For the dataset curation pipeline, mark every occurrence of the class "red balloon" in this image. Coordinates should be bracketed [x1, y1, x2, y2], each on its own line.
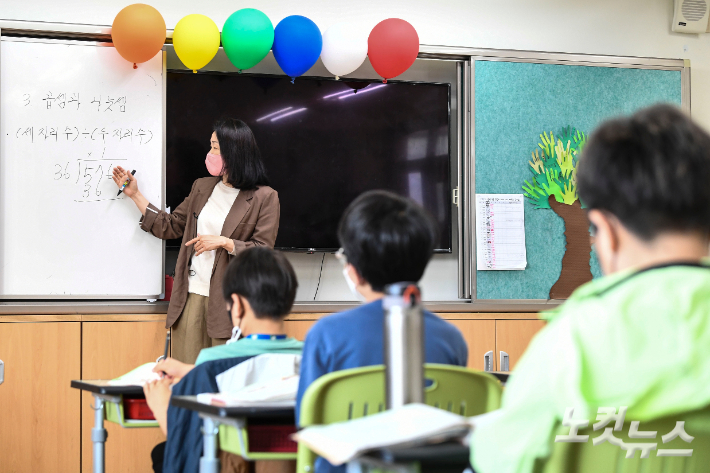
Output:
[368, 19, 419, 82]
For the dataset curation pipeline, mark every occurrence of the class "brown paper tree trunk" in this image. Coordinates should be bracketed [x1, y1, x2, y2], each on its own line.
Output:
[548, 196, 593, 299]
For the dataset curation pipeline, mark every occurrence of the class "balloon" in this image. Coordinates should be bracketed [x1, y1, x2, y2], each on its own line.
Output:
[367, 19, 419, 82]
[173, 14, 220, 73]
[272, 16, 322, 81]
[111, 4, 166, 68]
[222, 9, 274, 71]
[321, 22, 368, 79]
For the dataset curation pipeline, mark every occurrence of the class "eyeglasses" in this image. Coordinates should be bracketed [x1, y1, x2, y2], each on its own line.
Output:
[335, 248, 348, 267]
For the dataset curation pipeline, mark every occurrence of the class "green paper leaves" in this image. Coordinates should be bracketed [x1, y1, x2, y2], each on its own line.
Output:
[522, 127, 587, 209]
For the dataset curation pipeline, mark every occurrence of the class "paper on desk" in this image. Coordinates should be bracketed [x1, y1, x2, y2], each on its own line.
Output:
[197, 374, 299, 407]
[108, 362, 162, 386]
[476, 194, 527, 270]
[292, 403, 471, 466]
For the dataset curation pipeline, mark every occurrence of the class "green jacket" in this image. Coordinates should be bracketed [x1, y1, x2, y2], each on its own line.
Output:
[471, 263, 710, 473]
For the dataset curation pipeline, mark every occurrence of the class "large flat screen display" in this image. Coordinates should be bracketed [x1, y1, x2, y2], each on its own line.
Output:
[166, 71, 452, 251]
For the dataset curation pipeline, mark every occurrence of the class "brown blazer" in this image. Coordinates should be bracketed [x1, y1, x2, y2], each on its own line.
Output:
[140, 177, 280, 338]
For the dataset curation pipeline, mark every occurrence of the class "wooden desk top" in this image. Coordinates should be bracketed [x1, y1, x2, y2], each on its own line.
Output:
[70, 380, 144, 395]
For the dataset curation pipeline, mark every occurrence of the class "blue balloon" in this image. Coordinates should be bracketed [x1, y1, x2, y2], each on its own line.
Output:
[273, 15, 322, 80]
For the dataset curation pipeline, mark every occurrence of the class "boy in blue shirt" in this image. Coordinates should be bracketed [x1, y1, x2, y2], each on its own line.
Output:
[296, 191, 468, 473]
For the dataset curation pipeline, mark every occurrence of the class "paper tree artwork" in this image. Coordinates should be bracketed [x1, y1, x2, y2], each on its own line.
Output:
[522, 127, 593, 299]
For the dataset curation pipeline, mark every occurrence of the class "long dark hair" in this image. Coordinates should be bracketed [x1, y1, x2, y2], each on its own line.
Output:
[214, 118, 269, 190]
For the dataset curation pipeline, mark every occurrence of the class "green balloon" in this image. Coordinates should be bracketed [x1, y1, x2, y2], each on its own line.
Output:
[222, 9, 274, 71]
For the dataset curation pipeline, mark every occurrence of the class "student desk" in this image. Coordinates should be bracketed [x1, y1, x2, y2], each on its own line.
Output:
[171, 395, 296, 473]
[70, 380, 158, 473]
[350, 441, 470, 473]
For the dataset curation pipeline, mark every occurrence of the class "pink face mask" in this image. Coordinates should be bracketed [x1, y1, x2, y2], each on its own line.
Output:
[205, 152, 224, 176]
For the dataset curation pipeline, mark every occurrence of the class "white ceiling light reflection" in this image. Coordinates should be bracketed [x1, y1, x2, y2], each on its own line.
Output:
[271, 107, 307, 122]
[257, 107, 293, 122]
[408, 172, 423, 206]
[338, 84, 387, 100]
[407, 131, 428, 161]
[435, 131, 448, 156]
[322, 90, 354, 99]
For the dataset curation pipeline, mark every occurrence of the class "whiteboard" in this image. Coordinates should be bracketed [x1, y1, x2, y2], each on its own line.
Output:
[0, 38, 164, 298]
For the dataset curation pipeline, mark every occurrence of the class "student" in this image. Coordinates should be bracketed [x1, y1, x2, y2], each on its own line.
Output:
[296, 190, 468, 472]
[471, 104, 710, 473]
[143, 247, 302, 471]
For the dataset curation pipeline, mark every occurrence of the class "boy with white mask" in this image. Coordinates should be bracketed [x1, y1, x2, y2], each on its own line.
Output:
[143, 247, 303, 436]
[296, 190, 468, 473]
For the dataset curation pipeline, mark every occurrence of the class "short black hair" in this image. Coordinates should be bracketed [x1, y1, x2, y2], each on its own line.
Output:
[337, 190, 438, 292]
[222, 247, 298, 320]
[213, 118, 270, 190]
[577, 104, 710, 240]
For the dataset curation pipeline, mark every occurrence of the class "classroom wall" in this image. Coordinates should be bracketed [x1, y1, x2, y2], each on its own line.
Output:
[4, 0, 708, 301]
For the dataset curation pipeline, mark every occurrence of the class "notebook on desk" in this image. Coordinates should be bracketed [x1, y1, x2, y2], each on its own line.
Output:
[197, 374, 299, 407]
[293, 403, 476, 466]
[107, 362, 162, 386]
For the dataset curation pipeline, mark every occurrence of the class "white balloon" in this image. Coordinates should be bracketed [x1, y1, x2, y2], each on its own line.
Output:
[321, 22, 369, 79]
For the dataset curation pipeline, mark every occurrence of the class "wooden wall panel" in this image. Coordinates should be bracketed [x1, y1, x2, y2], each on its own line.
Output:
[495, 319, 547, 371]
[0, 322, 81, 472]
[81, 321, 167, 473]
[446, 319, 496, 370]
[284, 320, 317, 341]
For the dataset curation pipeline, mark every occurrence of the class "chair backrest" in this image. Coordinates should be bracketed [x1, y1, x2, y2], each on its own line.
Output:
[296, 364, 502, 473]
[535, 404, 710, 473]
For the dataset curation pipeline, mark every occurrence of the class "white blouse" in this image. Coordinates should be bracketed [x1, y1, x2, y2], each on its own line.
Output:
[188, 181, 240, 296]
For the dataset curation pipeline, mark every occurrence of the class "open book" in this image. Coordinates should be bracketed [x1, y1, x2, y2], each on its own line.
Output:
[196, 374, 299, 407]
[107, 362, 162, 386]
[293, 403, 474, 465]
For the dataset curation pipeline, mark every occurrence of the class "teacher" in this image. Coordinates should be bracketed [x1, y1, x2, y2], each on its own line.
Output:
[112, 118, 279, 364]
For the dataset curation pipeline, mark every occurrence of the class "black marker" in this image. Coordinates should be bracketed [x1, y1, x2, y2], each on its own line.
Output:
[156, 330, 171, 377]
[162, 330, 170, 361]
[117, 170, 136, 196]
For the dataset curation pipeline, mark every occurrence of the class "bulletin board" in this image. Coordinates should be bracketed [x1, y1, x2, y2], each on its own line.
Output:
[473, 59, 685, 300]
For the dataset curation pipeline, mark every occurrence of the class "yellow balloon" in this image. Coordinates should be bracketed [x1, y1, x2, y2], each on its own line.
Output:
[173, 14, 220, 72]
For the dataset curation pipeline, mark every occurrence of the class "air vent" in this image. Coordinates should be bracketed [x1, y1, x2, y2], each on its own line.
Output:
[682, 0, 707, 22]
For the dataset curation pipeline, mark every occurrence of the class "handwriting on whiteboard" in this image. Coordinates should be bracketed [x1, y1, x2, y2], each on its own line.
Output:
[21, 92, 127, 112]
[9, 89, 154, 204]
[49, 148, 129, 203]
[14, 126, 153, 144]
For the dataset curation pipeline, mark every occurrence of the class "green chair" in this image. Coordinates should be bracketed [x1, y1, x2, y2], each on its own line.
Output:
[535, 404, 710, 473]
[297, 363, 503, 473]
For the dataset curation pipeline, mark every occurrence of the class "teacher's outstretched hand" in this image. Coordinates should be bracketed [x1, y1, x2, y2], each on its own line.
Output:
[112, 165, 149, 214]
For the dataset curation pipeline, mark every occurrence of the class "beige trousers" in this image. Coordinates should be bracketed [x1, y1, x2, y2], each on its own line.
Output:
[171, 292, 228, 364]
